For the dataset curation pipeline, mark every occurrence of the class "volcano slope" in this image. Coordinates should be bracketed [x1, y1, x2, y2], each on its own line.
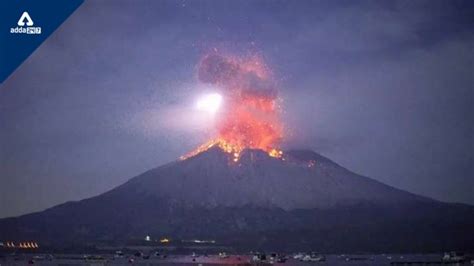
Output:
[1, 147, 473, 252]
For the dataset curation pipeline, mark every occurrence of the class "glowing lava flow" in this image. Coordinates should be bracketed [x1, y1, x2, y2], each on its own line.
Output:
[180, 138, 283, 162]
[181, 53, 284, 162]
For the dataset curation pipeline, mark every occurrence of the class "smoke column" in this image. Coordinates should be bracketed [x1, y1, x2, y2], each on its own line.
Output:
[197, 54, 283, 155]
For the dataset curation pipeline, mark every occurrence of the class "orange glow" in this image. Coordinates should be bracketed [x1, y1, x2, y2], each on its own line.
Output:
[180, 138, 283, 162]
[182, 53, 284, 161]
[268, 148, 283, 158]
[181, 54, 283, 162]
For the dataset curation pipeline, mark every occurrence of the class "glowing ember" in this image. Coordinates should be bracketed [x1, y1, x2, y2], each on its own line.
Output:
[268, 148, 283, 158]
[182, 53, 284, 162]
[180, 138, 241, 160]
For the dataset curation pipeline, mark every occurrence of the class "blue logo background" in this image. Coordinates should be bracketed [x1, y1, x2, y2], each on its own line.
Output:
[0, 0, 84, 83]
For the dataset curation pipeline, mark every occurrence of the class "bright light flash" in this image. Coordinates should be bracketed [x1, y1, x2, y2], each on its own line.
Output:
[196, 93, 222, 113]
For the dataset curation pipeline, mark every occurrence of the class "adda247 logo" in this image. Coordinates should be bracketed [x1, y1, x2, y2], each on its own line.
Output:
[10, 11, 42, 35]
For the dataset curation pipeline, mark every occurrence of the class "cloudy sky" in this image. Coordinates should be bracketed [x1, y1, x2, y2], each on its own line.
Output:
[0, 0, 473, 218]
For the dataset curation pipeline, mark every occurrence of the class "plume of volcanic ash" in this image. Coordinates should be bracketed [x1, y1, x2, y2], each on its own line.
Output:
[183, 54, 283, 161]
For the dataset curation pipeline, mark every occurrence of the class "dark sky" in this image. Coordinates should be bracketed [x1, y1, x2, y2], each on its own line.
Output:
[1, 0, 473, 218]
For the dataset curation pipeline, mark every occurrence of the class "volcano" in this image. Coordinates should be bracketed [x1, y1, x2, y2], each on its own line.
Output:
[1, 147, 473, 252]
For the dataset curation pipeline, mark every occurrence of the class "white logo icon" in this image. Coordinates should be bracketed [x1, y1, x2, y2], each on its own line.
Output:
[10, 11, 41, 35]
[17, 12, 34, 26]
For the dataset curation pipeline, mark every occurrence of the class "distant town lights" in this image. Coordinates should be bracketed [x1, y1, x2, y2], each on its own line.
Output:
[160, 238, 170, 243]
[3, 241, 39, 249]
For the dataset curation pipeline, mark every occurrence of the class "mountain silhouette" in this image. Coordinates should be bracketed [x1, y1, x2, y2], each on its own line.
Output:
[1, 147, 473, 252]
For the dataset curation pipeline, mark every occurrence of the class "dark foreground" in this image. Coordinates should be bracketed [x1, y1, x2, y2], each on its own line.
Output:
[1, 253, 473, 265]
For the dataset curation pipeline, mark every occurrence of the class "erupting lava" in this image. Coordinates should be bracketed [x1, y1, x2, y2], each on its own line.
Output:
[182, 53, 283, 162]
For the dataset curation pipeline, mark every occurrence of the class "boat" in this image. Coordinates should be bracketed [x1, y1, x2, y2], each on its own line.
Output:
[218, 252, 229, 259]
[443, 251, 465, 262]
[302, 254, 326, 262]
